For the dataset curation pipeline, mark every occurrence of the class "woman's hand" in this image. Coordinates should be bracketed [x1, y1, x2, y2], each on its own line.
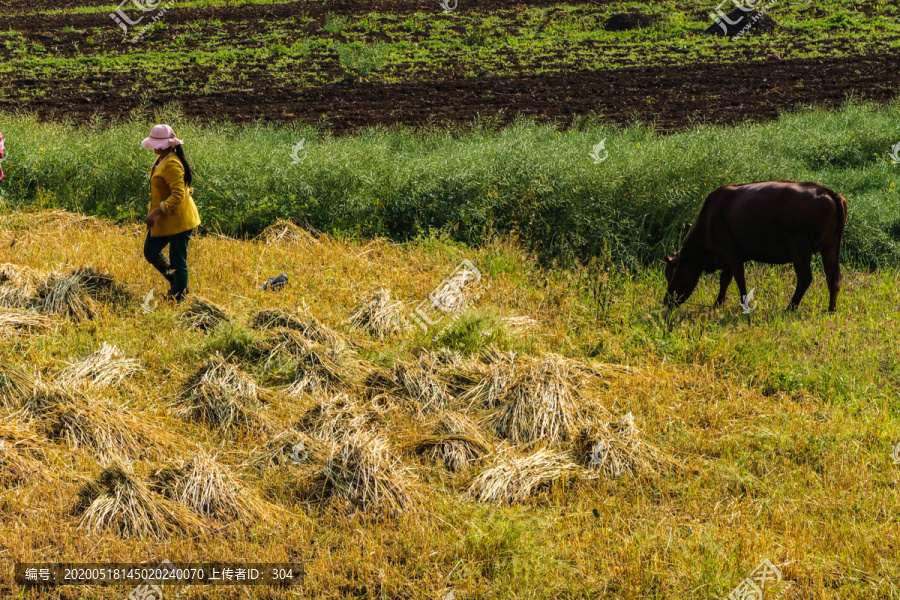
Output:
[146, 208, 163, 229]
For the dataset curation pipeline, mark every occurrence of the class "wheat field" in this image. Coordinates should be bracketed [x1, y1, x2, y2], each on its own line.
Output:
[0, 210, 899, 599]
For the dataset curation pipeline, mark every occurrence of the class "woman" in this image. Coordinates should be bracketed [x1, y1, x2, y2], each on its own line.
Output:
[0, 130, 5, 181]
[141, 124, 201, 302]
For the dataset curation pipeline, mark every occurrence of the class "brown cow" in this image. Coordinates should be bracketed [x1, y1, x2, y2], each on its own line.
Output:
[664, 181, 847, 312]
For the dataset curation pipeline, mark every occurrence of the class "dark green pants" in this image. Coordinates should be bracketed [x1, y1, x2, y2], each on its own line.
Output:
[144, 229, 192, 300]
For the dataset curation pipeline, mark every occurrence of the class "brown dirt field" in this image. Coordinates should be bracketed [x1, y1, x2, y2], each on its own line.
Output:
[0, 0, 608, 24]
[8, 54, 899, 134]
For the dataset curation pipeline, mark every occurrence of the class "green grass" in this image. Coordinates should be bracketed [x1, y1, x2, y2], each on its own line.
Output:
[2, 102, 900, 267]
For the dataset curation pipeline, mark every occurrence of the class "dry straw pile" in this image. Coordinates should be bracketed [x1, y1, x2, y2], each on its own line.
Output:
[0, 309, 51, 338]
[257, 219, 317, 246]
[365, 362, 451, 415]
[311, 431, 420, 517]
[59, 342, 143, 390]
[288, 342, 358, 397]
[412, 411, 492, 473]
[249, 429, 325, 470]
[179, 296, 230, 331]
[75, 461, 207, 538]
[251, 308, 345, 347]
[468, 448, 578, 505]
[296, 393, 379, 441]
[151, 452, 276, 523]
[0, 263, 43, 308]
[574, 412, 674, 479]
[173, 356, 269, 432]
[487, 354, 583, 444]
[43, 395, 150, 460]
[0, 263, 130, 319]
[348, 289, 410, 339]
[0, 419, 50, 486]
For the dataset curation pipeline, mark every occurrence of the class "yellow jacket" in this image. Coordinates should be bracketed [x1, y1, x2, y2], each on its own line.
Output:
[148, 152, 201, 237]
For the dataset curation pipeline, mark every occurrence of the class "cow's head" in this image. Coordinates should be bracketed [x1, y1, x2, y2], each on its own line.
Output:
[663, 251, 701, 309]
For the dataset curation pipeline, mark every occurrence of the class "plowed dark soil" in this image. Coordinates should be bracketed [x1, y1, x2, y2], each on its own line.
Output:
[9, 54, 899, 134]
[1, 0, 606, 25]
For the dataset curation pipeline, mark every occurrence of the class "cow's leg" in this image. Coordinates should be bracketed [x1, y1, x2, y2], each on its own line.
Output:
[715, 269, 733, 307]
[729, 261, 748, 305]
[822, 247, 841, 312]
[789, 254, 814, 310]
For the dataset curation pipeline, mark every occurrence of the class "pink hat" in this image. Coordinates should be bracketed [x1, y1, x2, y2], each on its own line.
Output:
[141, 124, 183, 150]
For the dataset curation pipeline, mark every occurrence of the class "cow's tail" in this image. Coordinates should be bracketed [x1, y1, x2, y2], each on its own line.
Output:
[827, 189, 847, 255]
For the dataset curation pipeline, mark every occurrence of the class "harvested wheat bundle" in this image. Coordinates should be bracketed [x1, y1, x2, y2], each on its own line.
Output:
[296, 393, 378, 441]
[43, 395, 148, 460]
[150, 452, 276, 523]
[249, 429, 326, 470]
[0, 263, 44, 309]
[0, 309, 51, 336]
[75, 461, 207, 538]
[0, 263, 33, 284]
[173, 357, 268, 431]
[574, 412, 673, 478]
[348, 289, 410, 339]
[468, 447, 578, 505]
[364, 363, 450, 415]
[0, 419, 50, 486]
[36, 267, 131, 319]
[411, 411, 492, 473]
[258, 327, 314, 364]
[311, 431, 419, 517]
[416, 349, 468, 373]
[59, 342, 143, 390]
[250, 309, 346, 347]
[487, 354, 584, 444]
[250, 309, 307, 331]
[457, 360, 517, 410]
[288, 342, 357, 397]
[479, 346, 518, 365]
[258, 220, 317, 246]
[180, 296, 230, 332]
[0, 366, 75, 416]
[415, 349, 485, 397]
